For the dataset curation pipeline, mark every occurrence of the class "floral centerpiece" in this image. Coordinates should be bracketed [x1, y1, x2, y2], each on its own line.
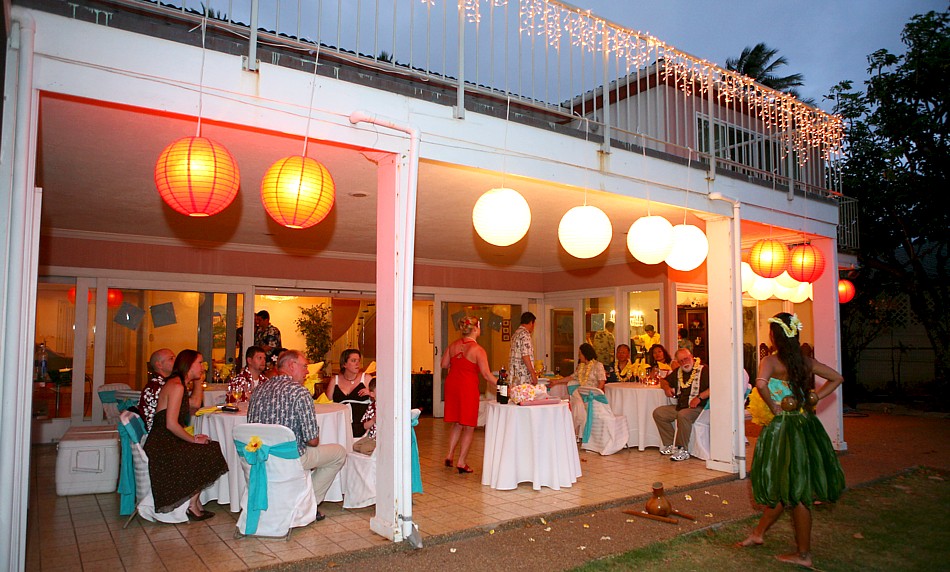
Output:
[510, 383, 549, 404]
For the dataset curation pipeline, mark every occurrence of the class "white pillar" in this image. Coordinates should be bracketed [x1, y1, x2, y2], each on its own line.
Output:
[811, 237, 846, 450]
[705, 217, 744, 474]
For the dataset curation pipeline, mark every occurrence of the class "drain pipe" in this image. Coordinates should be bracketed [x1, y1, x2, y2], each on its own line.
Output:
[708, 192, 747, 479]
[348, 111, 420, 544]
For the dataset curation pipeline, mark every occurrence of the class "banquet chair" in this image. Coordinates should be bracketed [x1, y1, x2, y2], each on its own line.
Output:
[688, 407, 711, 460]
[232, 423, 318, 539]
[569, 386, 628, 456]
[341, 443, 377, 509]
[117, 411, 190, 527]
[99, 383, 134, 425]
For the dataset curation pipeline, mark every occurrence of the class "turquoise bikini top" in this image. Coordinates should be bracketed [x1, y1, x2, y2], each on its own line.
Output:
[767, 377, 792, 402]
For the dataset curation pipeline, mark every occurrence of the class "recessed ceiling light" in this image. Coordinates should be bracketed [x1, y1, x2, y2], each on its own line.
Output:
[349, 192, 368, 198]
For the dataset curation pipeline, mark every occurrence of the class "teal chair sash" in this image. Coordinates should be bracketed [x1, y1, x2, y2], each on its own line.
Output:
[581, 391, 609, 444]
[567, 383, 580, 396]
[410, 416, 423, 494]
[116, 414, 146, 516]
[98, 390, 117, 403]
[234, 439, 300, 535]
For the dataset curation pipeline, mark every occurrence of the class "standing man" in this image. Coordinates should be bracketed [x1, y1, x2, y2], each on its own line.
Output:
[254, 310, 282, 360]
[652, 348, 709, 461]
[508, 312, 538, 386]
[137, 348, 174, 431]
[229, 345, 268, 398]
[638, 324, 660, 353]
[248, 350, 346, 520]
[593, 321, 616, 368]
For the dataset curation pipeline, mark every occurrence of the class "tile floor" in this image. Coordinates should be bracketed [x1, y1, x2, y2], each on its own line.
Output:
[26, 417, 725, 571]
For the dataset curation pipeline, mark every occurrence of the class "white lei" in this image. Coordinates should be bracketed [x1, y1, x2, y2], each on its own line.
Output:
[576, 361, 596, 387]
[676, 358, 704, 401]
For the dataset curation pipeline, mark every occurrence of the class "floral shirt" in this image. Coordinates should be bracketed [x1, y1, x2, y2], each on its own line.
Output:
[247, 375, 318, 455]
[361, 402, 377, 440]
[137, 373, 166, 432]
[228, 367, 266, 399]
[254, 324, 282, 357]
[508, 325, 535, 385]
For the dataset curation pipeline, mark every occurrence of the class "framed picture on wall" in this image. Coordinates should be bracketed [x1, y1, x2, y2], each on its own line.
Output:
[591, 313, 606, 332]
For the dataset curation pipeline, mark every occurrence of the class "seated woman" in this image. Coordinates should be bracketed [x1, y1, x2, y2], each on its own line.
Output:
[647, 344, 676, 381]
[143, 349, 227, 521]
[550, 343, 607, 392]
[324, 348, 373, 437]
[614, 344, 637, 382]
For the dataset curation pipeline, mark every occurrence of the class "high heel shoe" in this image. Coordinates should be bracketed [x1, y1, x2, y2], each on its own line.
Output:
[444, 458, 453, 468]
[457, 465, 474, 474]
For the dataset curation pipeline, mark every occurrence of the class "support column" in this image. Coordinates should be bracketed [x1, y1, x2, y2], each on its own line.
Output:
[705, 217, 744, 474]
[811, 237, 846, 450]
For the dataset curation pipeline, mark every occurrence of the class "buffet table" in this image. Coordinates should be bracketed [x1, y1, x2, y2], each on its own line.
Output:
[481, 401, 581, 491]
[604, 383, 673, 450]
[196, 402, 352, 511]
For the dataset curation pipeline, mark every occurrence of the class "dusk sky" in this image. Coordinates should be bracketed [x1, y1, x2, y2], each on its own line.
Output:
[570, 0, 945, 111]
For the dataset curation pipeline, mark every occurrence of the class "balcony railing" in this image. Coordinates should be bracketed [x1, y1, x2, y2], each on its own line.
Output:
[837, 195, 860, 252]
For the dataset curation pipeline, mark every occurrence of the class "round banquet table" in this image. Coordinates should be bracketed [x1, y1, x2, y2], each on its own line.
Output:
[481, 401, 581, 491]
[604, 383, 674, 450]
[202, 384, 230, 407]
[196, 402, 353, 511]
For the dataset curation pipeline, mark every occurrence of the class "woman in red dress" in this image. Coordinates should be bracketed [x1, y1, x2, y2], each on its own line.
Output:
[442, 316, 498, 474]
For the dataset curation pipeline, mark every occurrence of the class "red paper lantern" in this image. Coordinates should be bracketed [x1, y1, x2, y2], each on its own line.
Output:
[66, 287, 94, 305]
[154, 136, 240, 217]
[107, 289, 124, 308]
[260, 155, 335, 229]
[788, 244, 826, 283]
[749, 239, 789, 278]
[838, 279, 856, 304]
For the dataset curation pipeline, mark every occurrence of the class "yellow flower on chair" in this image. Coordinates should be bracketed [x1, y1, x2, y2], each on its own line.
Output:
[245, 436, 263, 453]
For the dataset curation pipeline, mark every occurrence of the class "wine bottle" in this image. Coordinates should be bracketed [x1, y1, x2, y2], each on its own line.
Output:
[497, 367, 509, 404]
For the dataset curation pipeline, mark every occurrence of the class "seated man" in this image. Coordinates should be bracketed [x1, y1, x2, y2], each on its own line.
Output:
[229, 345, 268, 398]
[248, 350, 346, 520]
[652, 348, 709, 462]
[137, 348, 174, 432]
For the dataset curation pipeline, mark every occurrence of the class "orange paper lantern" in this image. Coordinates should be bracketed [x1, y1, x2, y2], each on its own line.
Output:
[260, 156, 335, 229]
[749, 239, 789, 278]
[838, 279, 856, 304]
[66, 287, 94, 305]
[107, 289, 124, 308]
[787, 244, 826, 283]
[154, 136, 240, 217]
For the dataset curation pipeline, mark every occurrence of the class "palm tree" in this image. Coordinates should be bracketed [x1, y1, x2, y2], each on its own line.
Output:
[726, 43, 806, 96]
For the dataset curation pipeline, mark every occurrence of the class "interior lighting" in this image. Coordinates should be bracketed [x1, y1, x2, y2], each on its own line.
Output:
[558, 205, 612, 259]
[627, 216, 673, 264]
[472, 188, 531, 246]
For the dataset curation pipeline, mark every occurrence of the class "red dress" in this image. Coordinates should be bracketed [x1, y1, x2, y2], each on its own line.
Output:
[444, 340, 480, 426]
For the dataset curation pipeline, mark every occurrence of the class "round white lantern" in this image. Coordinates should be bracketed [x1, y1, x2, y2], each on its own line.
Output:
[664, 224, 708, 271]
[748, 276, 775, 301]
[558, 205, 612, 259]
[788, 282, 811, 304]
[775, 271, 801, 289]
[741, 261, 756, 292]
[627, 216, 674, 264]
[472, 188, 531, 246]
[772, 281, 797, 301]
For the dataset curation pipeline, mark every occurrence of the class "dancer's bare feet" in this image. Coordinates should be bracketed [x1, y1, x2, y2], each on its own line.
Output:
[775, 552, 813, 568]
[736, 534, 763, 548]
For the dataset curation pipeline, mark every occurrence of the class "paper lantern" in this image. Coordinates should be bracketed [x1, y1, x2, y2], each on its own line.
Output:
[261, 155, 336, 229]
[106, 289, 124, 308]
[154, 136, 240, 217]
[772, 281, 797, 301]
[66, 287, 93, 305]
[558, 205, 612, 258]
[749, 239, 789, 278]
[627, 216, 674, 264]
[774, 271, 801, 289]
[838, 279, 856, 304]
[664, 224, 708, 271]
[747, 276, 775, 301]
[788, 244, 826, 283]
[788, 282, 811, 304]
[472, 188, 531, 246]
[741, 262, 756, 292]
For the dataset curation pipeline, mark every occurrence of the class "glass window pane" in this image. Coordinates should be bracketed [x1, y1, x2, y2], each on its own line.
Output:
[629, 290, 661, 359]
[584, 296, 616, 367]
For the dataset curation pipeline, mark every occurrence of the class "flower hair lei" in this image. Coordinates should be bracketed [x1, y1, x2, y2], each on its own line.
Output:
[768, 314, 803, 338]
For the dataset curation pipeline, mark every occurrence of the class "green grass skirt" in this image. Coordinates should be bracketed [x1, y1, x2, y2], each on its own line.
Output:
[750, 411, 845, 507]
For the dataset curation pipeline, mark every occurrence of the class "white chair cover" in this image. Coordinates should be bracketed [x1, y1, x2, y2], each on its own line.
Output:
[570, 386, 628, 456]
[117, 411, 190, 524]
[233, 423, 318, 537]
[688, 407, 711, 460]
[101, 383, 133, 425]
[342, 445, 377, 509]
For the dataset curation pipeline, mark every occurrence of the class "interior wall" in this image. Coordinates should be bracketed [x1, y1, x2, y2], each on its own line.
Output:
[411, 300, 433, 373]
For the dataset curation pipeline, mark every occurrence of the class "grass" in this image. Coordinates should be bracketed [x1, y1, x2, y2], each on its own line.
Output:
[574, 467, 949, 571]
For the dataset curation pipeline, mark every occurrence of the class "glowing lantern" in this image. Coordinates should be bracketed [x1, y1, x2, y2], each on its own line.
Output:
[775, 271, 801, 289]
[747, 277, 775, 301]
[154, 136, 240, 217]
[664, 224, 708, 271]
[788, 282, 811, 304]
[107, 289, 124, 308]
[66, 287, 93, 304]
[472, 188, 531, 246]
[558, 205, 612, 258]
[788, 244, 826, 283]
[627, 216, 674, 264]
[261, 155, 336, 229]
[749, 239, 789, 278]
[838, 279, 856, 303]
[741, 262, 756, 292]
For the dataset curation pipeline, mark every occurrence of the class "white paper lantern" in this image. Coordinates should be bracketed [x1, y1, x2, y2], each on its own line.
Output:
[664, 224, 708, 271]
[788, 282, 811, 304]
[558, 205, 612, 258]
[472, 188, 531, 246]
[774, 271, 801, 289]
[741, 261, 756, 292]
[748, 276, 775, 301]
[627, 216, 674, 264]
[772, 281, 797, 301]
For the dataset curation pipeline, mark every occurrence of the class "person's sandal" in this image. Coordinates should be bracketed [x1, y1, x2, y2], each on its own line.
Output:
[187, 508, 214, 521]
[315, 511, 326, 522]
[444, 458, 453, 468]
[457, 465, 474, 474]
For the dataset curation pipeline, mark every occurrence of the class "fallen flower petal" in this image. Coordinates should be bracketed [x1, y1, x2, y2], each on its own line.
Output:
[489, 530, 495, 535]
[600, 536, 611, 540]
[544, 527, 552, 532]
[540, 518, 547, 525]
[685, 494, 692, 501]
[722, 500, 729, 505]
[705, 513, 713, 518]
[450, 548, 457, 553]
[853, 533, 864, 539]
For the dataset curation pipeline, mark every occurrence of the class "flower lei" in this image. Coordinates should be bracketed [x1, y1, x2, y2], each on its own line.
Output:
[768, 314, 803, 338]
[677, 358, 703, 389]
[576, 361, 593, 386]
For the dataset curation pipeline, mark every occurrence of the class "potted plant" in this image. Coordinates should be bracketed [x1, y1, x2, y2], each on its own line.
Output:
[296, 304, 332, 364]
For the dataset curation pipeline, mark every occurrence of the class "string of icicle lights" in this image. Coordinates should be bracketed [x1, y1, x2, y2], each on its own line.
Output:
[420, 0, 844, 164]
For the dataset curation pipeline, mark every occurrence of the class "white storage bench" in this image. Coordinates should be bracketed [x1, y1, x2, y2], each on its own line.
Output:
[55, 426, 120, 496]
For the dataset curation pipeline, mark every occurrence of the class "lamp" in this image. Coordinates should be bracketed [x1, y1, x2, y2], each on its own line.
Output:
[473, 188, 531, 246]
[747, 276, 775, 301]
[838, 279, 856, 304]
[627, 216, 674, 264]
[106, 289, 124, 309]
[788, 244, 826, 283]
[558, 205, 612, 258]
[664, 224, 708, 271]
[155, 137, 240, 217]
[774, 271, 801, 289]
[740, 261, 756, 292]
[749, 239, 789, 278]
[261, 156, 335, 229]
[66, 287, 93, 305]
[788, 282, 811, 304]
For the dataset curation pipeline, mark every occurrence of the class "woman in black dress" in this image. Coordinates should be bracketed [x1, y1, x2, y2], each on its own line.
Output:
[324, 348, 373, 437]
[143, 350, 227, 520]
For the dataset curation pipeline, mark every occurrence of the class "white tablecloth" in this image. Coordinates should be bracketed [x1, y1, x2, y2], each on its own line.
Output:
[202, 384, 230, 407]
[481, 402, 581, 491]
[196, 402, 353, 511]
[604, 383, 673, 450]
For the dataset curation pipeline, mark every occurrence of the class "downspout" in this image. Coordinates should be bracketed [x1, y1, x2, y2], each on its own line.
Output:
[707, 192, 747, 479]
[347, 111, 420, 544]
